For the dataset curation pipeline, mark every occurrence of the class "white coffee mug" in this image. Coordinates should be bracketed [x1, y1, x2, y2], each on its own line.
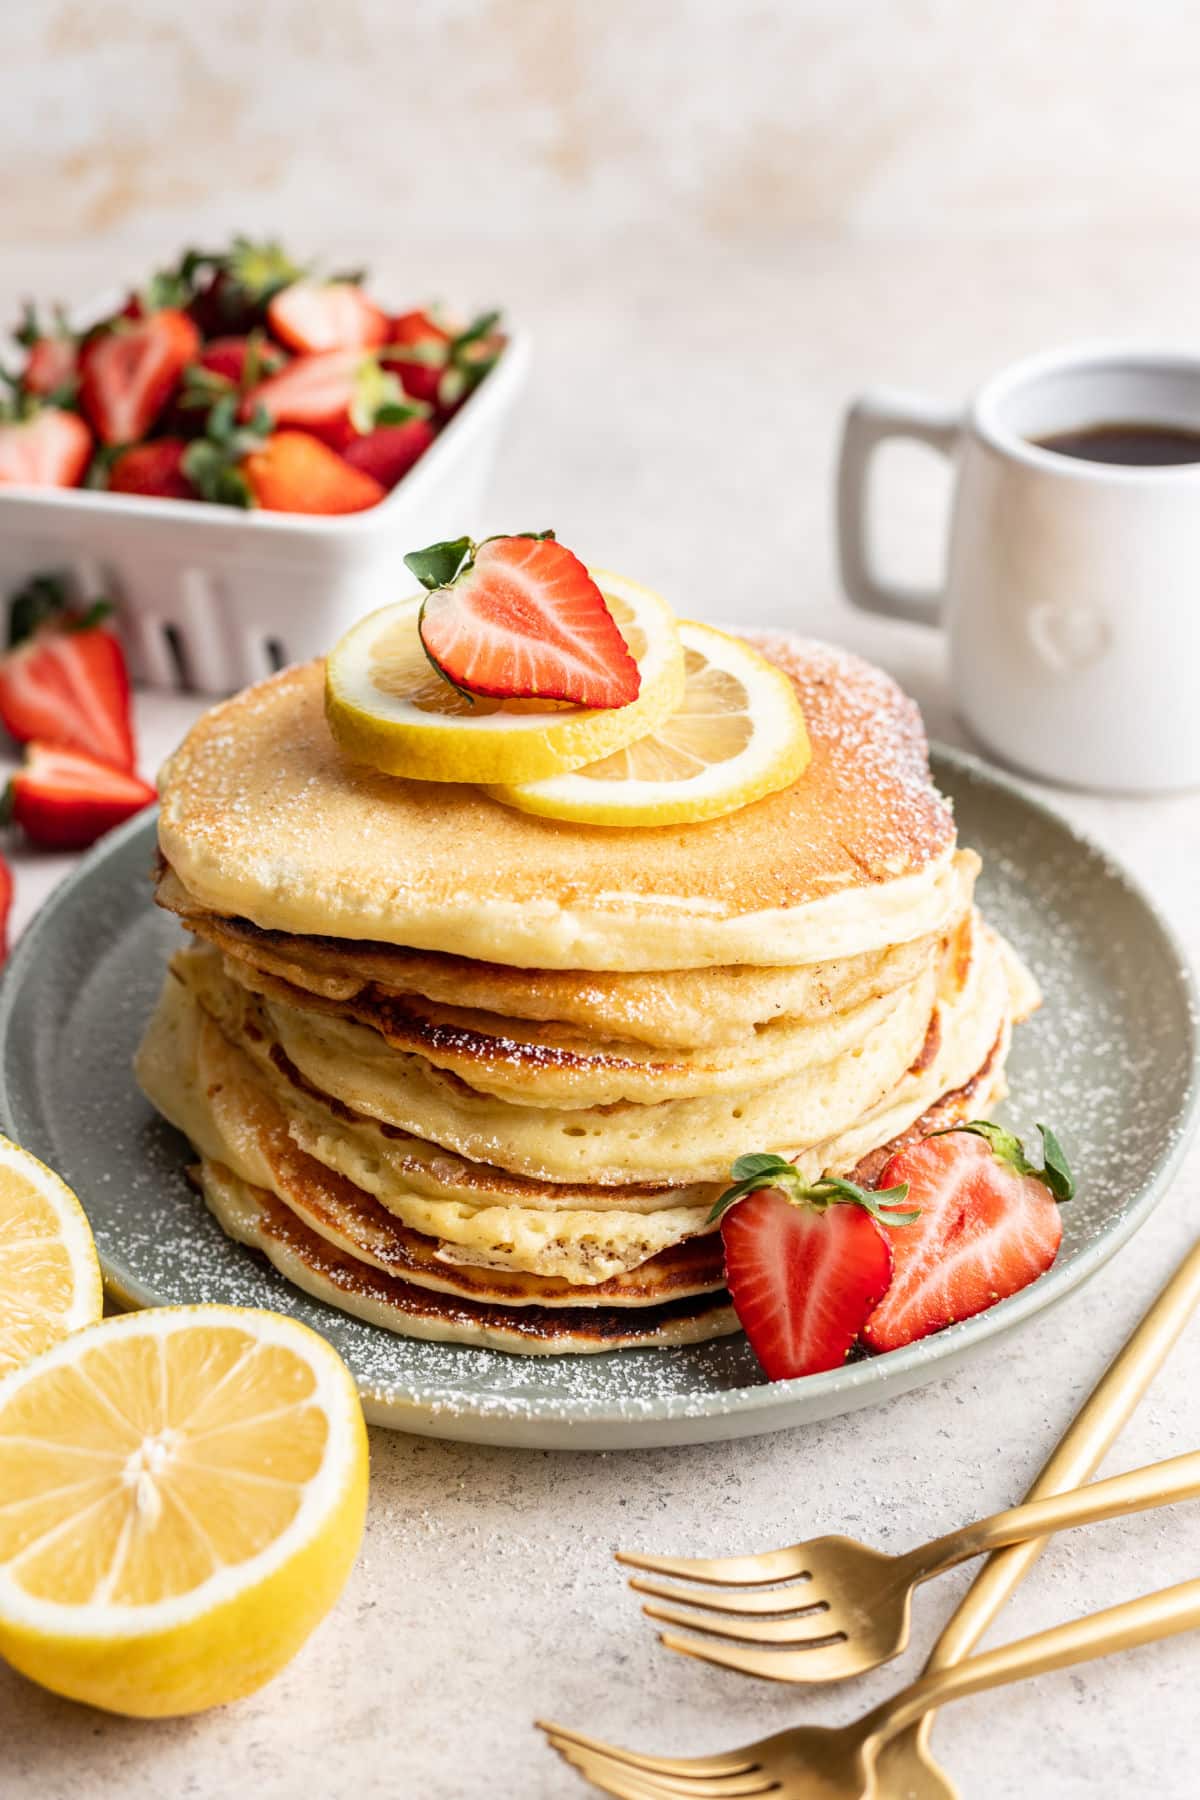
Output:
[837, 343, 1200, 791]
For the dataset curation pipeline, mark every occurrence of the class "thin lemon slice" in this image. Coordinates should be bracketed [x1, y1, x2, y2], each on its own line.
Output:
[0, 1137, 102, 1378]
[324, 569, 685, 784]
[487, 621, 811, 826]
[0, 1305, 367, 1717]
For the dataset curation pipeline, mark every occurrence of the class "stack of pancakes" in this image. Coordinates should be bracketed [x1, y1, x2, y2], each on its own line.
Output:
[136, 634, 1038, 1355]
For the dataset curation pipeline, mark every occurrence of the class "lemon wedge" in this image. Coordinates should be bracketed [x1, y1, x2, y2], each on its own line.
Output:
[0, 1137, 102, 1378]
[487, 621, 811, 826]
[324, 569, 685, 785]
[0, 1305, 368, 1716]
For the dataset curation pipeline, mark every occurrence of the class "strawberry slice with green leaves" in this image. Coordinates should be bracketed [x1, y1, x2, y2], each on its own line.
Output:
[3, 742, 155, 851]
[861, 1122, 1073, 1353]
[711, 1157, 919, 1380]
[0, 405, 91, 488]
[406, 533, 641, 708]
[79, 308, 201, 446]
[268, 280, 388, 354]
[0, 576, 136, 770]
[385, 308, 504, 412]
[243, 350, 427, 451]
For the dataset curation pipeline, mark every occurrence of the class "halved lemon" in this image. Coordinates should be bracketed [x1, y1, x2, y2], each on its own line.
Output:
[487, 621, 811, 826]
[0, 1305, 368, 1716]
[324, 569, 685, 785]
[0, 1136, 102, 1378]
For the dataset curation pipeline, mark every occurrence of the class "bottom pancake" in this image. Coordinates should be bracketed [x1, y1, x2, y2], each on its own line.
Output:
[197, 1161, 740, 1355]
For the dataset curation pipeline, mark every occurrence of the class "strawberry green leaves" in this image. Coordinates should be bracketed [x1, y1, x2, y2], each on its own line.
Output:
[931, 1120, 1075, 1202]
[709, 1151, 920, 1226]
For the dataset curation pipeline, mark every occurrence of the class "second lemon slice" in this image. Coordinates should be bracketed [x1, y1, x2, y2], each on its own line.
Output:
[487, 622, 811, 826]
[325, 570, 684, 785]
[0, 1136, 102, 1378]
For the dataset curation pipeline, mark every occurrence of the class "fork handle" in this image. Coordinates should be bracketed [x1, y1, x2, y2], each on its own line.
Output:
[903, 1448, 1200, 1584]
[873, 1577, 1200, 1742]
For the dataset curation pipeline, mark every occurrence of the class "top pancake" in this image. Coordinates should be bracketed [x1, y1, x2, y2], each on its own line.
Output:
[157, 633, 958, 972]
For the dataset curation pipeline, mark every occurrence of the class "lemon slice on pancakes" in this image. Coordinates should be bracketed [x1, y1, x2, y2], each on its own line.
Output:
[0, 1136, 102, 1378]
[487, 621, 811, 826]
[325, 570, 685, 785]
[0, 1304, 367, 1716]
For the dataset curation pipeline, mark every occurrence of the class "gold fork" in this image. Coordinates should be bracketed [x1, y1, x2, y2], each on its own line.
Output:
[539, 1575, 1200, 1798]
[615, 1446, 1200, 1682]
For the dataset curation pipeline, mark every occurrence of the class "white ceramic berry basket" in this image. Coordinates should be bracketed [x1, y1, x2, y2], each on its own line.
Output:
[0, 311, 531, 694]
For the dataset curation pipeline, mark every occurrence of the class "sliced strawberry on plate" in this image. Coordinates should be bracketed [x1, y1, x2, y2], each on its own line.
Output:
[861, 1122, 1073, 1354]
[268, 280, 388, 354]
[3, 742, 155, 851]
[340, 418, 435, 488]
[0, 406, 91, 488]
[108, 438, 194, 500]
[241, 430, 386, 514]
[711, 1155, 917, 1380]
[78, 308, 201, 446]
[0, 576, 135, 770]
[407, 533, 641, 707]
[244, 349, 427, 450]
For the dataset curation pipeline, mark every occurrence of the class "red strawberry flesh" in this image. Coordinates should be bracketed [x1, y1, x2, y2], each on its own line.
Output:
[722, 1189, 893, 1381]
[0, 614, 135, 771]
[419, 537, 641, 708]
[80, 309, 201, 446]
[268, 281, 387, 355]
[8, 742, 154, 851]
[862, 1133, 1064, 1353]
[0, 411, 91, 488]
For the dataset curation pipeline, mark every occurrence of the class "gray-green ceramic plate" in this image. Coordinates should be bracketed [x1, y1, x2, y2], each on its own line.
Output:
[0, 747, 1195, 1449]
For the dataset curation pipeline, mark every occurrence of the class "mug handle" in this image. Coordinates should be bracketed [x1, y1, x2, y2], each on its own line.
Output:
[836, 389, 962, 626]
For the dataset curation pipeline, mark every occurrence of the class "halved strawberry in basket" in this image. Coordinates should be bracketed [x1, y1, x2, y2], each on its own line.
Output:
[711, 1156, 918, 1380]
[15, 305, 79, 401]
[79, 308, 201, 446]
[4, 742, 155, 850]
[0, 406, 91, 488]
[244, 350, 427, 451]
[408, 533, 641, 708]
[861, 1123, 1073, 1352]
[268, 280, 388, 354]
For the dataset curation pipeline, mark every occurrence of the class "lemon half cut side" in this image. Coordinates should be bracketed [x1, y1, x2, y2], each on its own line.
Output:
[324, 569, 685, 785]
[0, 1304, 368, 1717]
[487, 621, 811, 826]
[0, 1135, 102, 1378]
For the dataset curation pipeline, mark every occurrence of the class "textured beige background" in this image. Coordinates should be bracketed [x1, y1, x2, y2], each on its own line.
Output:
[6, 0, 1200, 250]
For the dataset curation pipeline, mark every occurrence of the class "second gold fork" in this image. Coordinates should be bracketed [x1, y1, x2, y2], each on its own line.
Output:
[617, 1446, 1200, 1681]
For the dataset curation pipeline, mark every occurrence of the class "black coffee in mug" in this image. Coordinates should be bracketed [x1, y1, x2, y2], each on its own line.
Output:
[1033, 421, 1200, 465]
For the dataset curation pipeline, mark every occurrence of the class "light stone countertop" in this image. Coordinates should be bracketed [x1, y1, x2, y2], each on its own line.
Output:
[1, 236, 1199, 1799]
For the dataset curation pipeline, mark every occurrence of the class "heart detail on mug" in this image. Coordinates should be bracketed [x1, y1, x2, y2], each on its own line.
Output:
[1026, 602, 1112, 673]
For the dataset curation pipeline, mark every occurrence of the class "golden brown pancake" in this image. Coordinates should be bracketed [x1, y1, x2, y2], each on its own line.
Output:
[156, 638, 961, 970]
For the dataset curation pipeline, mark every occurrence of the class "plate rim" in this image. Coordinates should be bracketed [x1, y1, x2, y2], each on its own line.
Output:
[1, 740, 1197, 1440]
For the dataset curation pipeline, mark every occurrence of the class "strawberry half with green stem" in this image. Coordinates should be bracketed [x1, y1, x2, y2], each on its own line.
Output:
[406, 533, 641, 708]
[861, 1122, 1073, 1353]
[0, 575, 135, 770]
[3, 742, 154, 851]
[711, 1155, 919, 1380]
[385, 308, 504, 413]
[78, 308, 201, 446]
[267, 280, 388, 354]
[244, 349, 427, 450]
[0, 403, 91, 488]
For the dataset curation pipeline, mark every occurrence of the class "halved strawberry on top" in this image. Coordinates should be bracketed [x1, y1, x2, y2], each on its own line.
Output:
[268, 280, 388, 355]
[79, 308, 201, 446]
[243, 350, 428, 451]
[0, 406, 91, 488]
[15, 304, 79, 401]
[0, 576, 136, 770]
[862, 1122, 1073, 1353]
[407, 533, 641, 708]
